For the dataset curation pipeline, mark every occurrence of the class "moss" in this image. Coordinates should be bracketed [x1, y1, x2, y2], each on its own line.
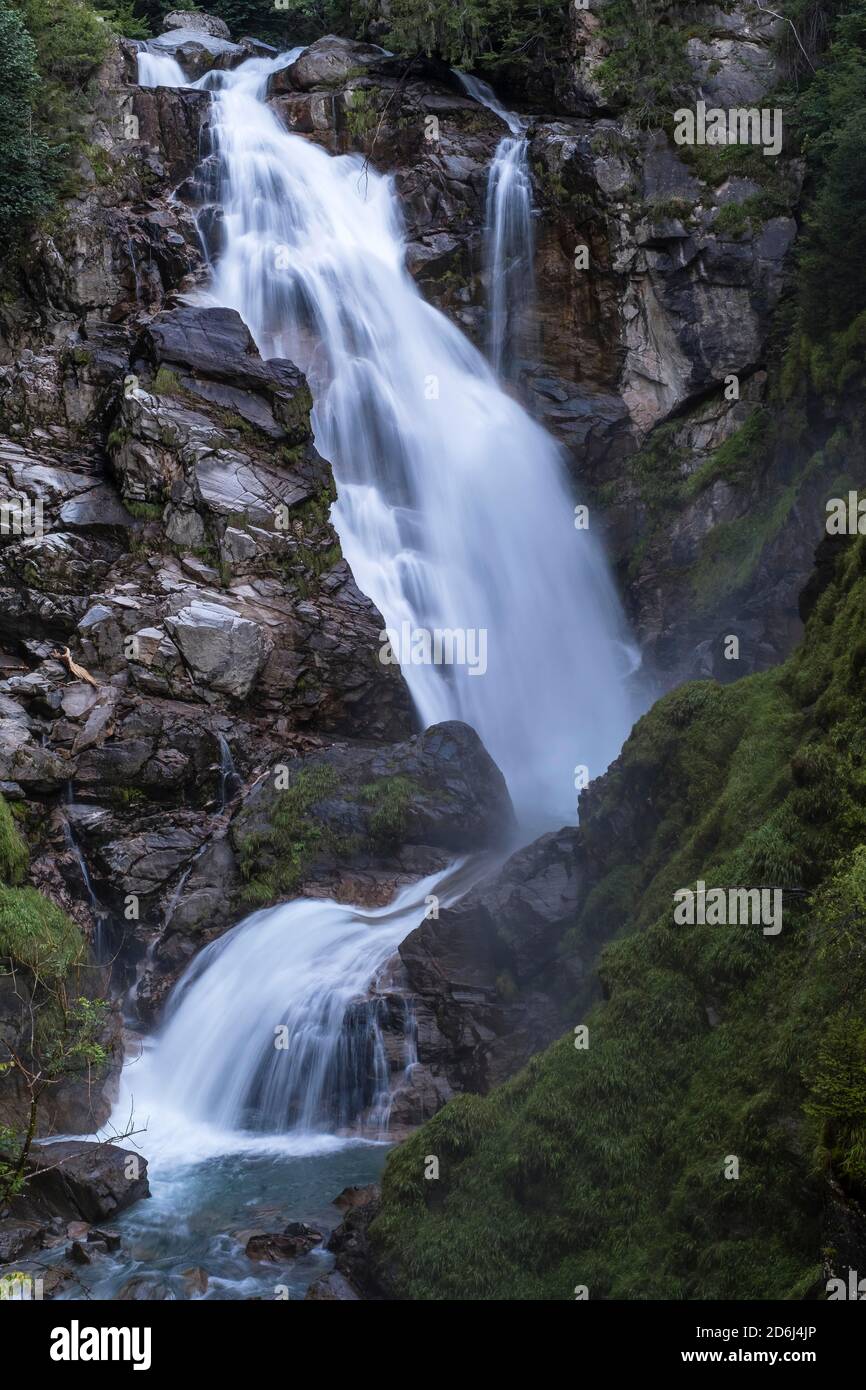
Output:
[0, 885, 85, 980]
[361, 775, 416, 848]
[684, 409, 769, 499]
[0, 796, 28, 886]
[124, 500, 163, 522]
[344, 86, 380, 140]
[370, 540, 866, 1299]
[152, 365, 182, 396]
[236, 764, 341, 906]
[714, 192, 791, 238]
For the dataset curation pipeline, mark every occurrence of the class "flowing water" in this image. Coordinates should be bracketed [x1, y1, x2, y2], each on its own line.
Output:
[457, 72, 535, 377]
[59, 44, 643, 1300]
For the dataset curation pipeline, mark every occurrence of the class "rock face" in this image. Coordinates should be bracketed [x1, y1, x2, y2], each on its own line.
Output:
[133, 720, 516, 1019]
[383, 827, 586, 1124]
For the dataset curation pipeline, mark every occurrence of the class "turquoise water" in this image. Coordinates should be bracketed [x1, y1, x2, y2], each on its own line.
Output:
[47, 1144, 388, 1301]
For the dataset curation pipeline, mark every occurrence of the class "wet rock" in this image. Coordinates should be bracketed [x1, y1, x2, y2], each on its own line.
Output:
[388, 827, 584, 1113]
[14, 1142, 150, 1225]
[272, 35, 387, 93]
[117, 1274, 176, 1300]
[305, 1270, 361, 1300]
[245, 1222, 323, 1261]
[0, 1218, 44, 1263]
[332, 1184, 379, 1212]
[182, 1265, 209, 1295]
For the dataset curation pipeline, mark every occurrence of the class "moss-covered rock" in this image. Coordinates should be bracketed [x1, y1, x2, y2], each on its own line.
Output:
[367, 536, 866, 1300]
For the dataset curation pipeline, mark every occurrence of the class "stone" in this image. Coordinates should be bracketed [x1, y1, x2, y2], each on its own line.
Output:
[245, 1222, 323, 1261]
[16, 1142, 150, 1224]
[162, 10, 231, 39]
[164, 599, 270, 700]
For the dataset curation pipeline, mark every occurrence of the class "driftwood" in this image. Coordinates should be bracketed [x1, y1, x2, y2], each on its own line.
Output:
[52, 646, 99, 689]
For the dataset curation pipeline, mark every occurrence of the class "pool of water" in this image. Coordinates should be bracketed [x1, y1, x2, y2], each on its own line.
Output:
[45, 1143, 389, 1300]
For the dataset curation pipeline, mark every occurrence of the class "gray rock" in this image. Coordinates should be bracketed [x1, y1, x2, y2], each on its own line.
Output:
[165, 599, 270, 700]
[162, 10, 231, 38]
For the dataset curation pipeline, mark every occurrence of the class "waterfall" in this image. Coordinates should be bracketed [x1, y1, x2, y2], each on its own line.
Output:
[138, 48, 189, 88]
[456, 73, 535, 377]
[153, 50, 637, 824]
[120, 46, 640, 1157]
[216, 733, 241, 810]
[117, 861, 478, 1154]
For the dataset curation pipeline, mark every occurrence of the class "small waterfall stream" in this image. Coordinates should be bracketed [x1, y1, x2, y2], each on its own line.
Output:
[457, 72, 535, 377]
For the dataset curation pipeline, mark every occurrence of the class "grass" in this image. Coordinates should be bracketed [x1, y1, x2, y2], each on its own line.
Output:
[0, 795, 28, 886]
[369, 537, 866, 1299]
[0, 885, 85, 980]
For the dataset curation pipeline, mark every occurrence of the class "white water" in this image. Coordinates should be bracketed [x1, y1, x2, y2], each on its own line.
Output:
[179, 52, 638, 823]
[116, 862, 477, 1158]
[137, 48, 189, 88]
[457, 73, 534, 376]
[116, 46, 640, 1169]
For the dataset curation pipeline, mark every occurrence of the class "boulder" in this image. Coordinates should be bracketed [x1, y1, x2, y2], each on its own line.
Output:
[14, 1142, 150, 1224]
[245, 1222, 323, 1261]
[164, 599, 270, 700]
[162, 10, 231, 38]
[273, 35, 386, 93]
[305, 1270, 361, 1300]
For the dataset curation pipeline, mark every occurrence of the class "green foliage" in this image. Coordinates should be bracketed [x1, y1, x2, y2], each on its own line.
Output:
[713, 191, 792, 238]
[236, 763, 341, 904]
[361, 774, 415, 847]
[784, 1, 866, 341]
[0, 795, 28, 885]
[0, 4, 56, 230]
[597, 0, 694, 127]
[0, 884, 86, 978]
[153, 365, 182, 395]
[370, 540, 866, 1299]
[384, 0, 565, 81]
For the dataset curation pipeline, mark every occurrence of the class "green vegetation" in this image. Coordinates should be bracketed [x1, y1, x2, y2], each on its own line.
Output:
[153, 365, 182, 396]
[597, 0, 694, 127]
[0, 794, 28, 885]
[371, 537, 866, 1298]
[0, 794, 111, 1202]
[361, 774, 415, 847]
[124, 499, 164, 521]
[382, 0, 565, 83]
[713, 191, 792, 238]
[0, 4, 57, 232]
[236, 763, 342, 905]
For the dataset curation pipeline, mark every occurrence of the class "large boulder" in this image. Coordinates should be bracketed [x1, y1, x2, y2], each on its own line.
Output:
[164, 599, 270, 701]
[13, 1142, 149, 1224]
[162, 10, 231, 38]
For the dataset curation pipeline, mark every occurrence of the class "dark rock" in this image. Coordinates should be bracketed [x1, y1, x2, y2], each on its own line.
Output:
[245, 1222, 323, 1261]
[305, 1270, 361, 1300]
[14, 1142, 149, 1224]
[332, 1184, 378, 1212]
[0, 1217, 44, 1263]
